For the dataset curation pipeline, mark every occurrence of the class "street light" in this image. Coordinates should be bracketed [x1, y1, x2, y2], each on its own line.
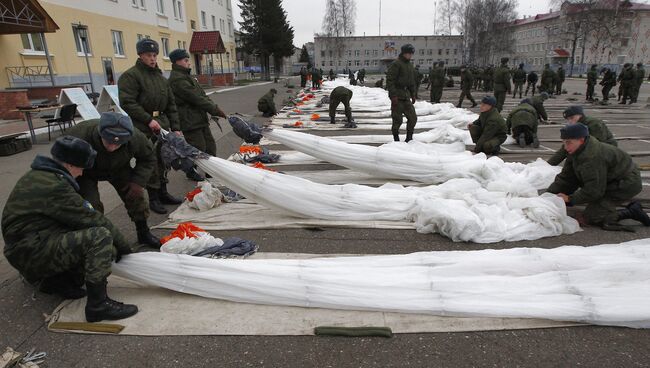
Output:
[74, 23, 96, 97]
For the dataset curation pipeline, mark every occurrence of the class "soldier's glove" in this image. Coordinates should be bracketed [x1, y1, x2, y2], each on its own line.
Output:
[215, 107, 227, 119]
[124, 182, 145, 201]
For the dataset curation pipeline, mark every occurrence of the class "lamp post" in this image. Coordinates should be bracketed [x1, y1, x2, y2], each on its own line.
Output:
[74, 23, 95, 97]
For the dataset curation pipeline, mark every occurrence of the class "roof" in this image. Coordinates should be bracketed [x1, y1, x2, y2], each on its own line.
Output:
[189, 31, 226, 54]
[0, 0, 59, 34]
[511, 11, 561, 26]
[553, 48, 571, 57]
[509, 1, 650, 27]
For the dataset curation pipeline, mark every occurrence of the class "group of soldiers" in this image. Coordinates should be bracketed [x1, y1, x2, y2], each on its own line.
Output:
[299, 66, 367, 89]
[2, 39, 231, 322]
[585, 62, 646, 104]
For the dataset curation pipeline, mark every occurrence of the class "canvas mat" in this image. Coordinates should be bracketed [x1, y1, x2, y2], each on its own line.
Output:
[48, 253, 582, 336]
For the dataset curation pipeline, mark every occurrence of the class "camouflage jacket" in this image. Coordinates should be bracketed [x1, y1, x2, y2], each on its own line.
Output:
[168, 64, 219, 132]
[386, 55, 416, 100]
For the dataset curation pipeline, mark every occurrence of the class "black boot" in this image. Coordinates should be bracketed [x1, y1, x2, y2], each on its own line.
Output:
[85, 280, 138, 322]
[532, 134, 540, 148]
[159, 183, 182, 205]
[147, 188, 167, 214]
[393, 133, 400, 142]
[405, 131, 413, 142]
[619, 201, 650, 226]
[135, 220, 160, 247]
[518, 132, 526, 148]
[330, 117, 336, 124]
[470, 101, 477, 108]
[185, 167, 205, 182]
[40, 272, 86, 299]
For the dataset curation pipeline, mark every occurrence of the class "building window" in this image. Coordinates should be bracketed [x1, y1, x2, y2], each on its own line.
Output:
[161, 37, 170, 57]
[190, 20, 196, 30]
[220, 18, 225, 33]
[212, 15, 216, 30]
[201, 11, 207, 28]
[111, 30, 125, 56]
[72, 26, 92, 54]
[354, 50, 359, 56]
[329, 60, 333, 66]
[419, 49, 424, 55]
[364, 60, 369, 66]
[132, 0, 139, 7]
[20, 33, 44, 52]
[373, 50, 378, 56]
[320, 50, 325, 57]
[355, 60, 360, 66]
[177, 40, 182, 49]
[427, 49, 433, 55]
[365, 50, 369, 56]
[445, 49, 449, 55]
[438, 49, 442, 55]
[172, 0, 183, 20]
[140, 0, 146, 8]
[228, 21, 232, 36]
[156, 0, 164, 14]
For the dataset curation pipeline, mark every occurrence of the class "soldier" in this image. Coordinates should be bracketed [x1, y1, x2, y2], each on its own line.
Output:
[468, 96, 507, 155]
[168, 49, 228, 180]
[299, 67, 308, 88]
[547, 105, 616, 166]
[493, 57, 512, 112]
[358, 68, 366, 84]
[414, 65, 424, 99]
[386, 44, 417, 142]
[457, 65, 477, 108]
[600, 67, 617, 102]
[540, 64, 555, 94]
[525, 70, 538, 96]
[375, 78, 384, 88]
[329, 68, 335, 81]
[632, 62, 645, 103]
[555, 65, 565, 95]
[506, 99, 540, 148]
[429, 61, 445, 104]
[312, 68, 322, 89]
[530, 92, 549, 122]
[586, 64, 598, 101]
[2, 136, 138, 321]
[66, 112, 159, 248]
[483, 65, 494, 91]
[547, 123, 650, 231]
[329, 86, 356, 128]
[512, 63, 526, 99]
[118, 38, 183, 215]
[257, 88, 278, 117]
[475, 66, 484, 90]
[618, 63, 635, 104]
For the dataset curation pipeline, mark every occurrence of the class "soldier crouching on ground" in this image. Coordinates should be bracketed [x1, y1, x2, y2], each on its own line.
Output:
[547, 124, 650, 231]
[2, 136, 138, 322]
[468, 96, 507, 155]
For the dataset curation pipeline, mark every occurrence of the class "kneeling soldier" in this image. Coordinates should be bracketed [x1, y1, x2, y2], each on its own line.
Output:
[258, 88, 278, 117]
[2, 136, 138, 322]
[547, 124, 650, 231]
[506, 99, 540, 148]
[468, 96, 507, 155]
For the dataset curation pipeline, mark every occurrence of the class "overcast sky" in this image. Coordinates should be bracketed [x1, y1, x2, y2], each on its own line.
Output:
[232, 0, 557, 46]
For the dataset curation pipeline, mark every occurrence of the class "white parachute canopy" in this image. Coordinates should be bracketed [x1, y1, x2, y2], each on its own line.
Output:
[113, 239, 650, 329]
[195, 156, 579, 243]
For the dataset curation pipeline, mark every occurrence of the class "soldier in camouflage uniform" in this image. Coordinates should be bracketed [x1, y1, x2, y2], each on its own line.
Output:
[414, 65, 423, 99]
[2, 136, 138, 322]
[387, 44, 418, 142]
[586, 64, 598, 101]
[555, 65, 565, 95]
[118, 38, 183, 215]
[506, 99, 539, 148]
[493, 57, 512, 112]
[258, 88, 278, 117]
[168, 49, 228, 181]
[540, 64, 555, 94]
[468, 96, 507, 155]
[512, 63, 527, 99]
[618, 63, 635, 104]
[329, 86, 356, 128]
[530, 92, 549, 122]
[547, 105, 616, 166]
[429, 61, 445, 104]
[600, 67, 617, 102]
[547, 124, 650, 231]
[457, 65, 477, 108]
[66, 112, 159, 248]
[632, 62, 645, 103]
[300, 67, 308, 88]
[525, 70, 538, 96]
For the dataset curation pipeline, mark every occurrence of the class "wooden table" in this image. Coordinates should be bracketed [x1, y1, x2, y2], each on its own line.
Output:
[11, 105, 62, 144]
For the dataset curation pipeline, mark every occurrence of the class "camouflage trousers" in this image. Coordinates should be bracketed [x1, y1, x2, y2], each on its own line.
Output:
[469, 124, 505, 155]
[586, 83, 595, 100]
[494, 91, 506, 112]
[4, 226, 116, 285]
[525, 82, 536, 96]
[329, 96, 352, 122]
[513, 82, 524, 98]
[147, 136, 169, 190]
[391, 99, 418, 136]
[582, 169, 642, 225]
[183, 126, 217, 156]
[77, 174, 149, 223]
[430, 86, 443, 103]
[458, 88, 475, 106]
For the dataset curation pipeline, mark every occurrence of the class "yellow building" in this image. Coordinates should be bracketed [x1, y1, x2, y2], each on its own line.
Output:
[0, 0, 236, 90]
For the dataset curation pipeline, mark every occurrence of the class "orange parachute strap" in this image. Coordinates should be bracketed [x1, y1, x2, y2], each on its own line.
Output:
[239, 145, 262, 155]
[292, 109, 302, 113]
[310, 114, 321, 121]
[160, 222, 205, 244]
[294, 121, 304, 127]
[251, 162, 275, 171]
[295, 102, 304, 106]
[185, 187, 202, 201]
[306, 93, 315, 98]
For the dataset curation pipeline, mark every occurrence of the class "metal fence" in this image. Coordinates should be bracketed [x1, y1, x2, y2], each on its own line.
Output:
[5, 65, 52, 87]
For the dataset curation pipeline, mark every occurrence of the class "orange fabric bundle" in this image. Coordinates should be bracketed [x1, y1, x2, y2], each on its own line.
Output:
[294, 121, 304, 127]
[161, 222, 205, 244]
[292, 109, 301, 113]
[296, 102, 304, 106]
[185, 187, 202, 201]
[310, 114, 321, 121]
[251, 162, 275, 171]
[307, 94, 315, 98]
[239, 145, 262, 154]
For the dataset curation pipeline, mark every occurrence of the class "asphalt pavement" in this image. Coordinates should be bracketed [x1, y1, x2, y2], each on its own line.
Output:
[1, 77, 650, 367]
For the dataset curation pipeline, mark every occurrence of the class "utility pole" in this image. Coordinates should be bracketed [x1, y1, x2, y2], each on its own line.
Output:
[433, 1, 437, 35]
[379, 0, 382, 36]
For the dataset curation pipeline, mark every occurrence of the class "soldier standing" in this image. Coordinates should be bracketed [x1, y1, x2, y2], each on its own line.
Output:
[457, 65, 477, 108]
[512, 63, 527, 99]
[632, 62, 645, 103]
[414, 65, 424, 99]
[555, 65, 565, 95]
[329, 68, 335, 81]
[540, 64, 555, 94]
[618, 63, 635, 104]
[547, 124, 650, 231]
[2, 136, 138, 321]
[547, 105, 617, 166]
[493, 57, 512, 112]
[67, 113, 159, 248]
[329, 86, 356, 128]
[525, 70, 538, 96]
[468, 96, 507, 155]
[312, 68, 322, 89]
[386, 44, 418, 142]
[118, 38, 183, 215]
[586, 64, 598, 101]
[429, 61, 445, 103]
[299, 67, 308, 88]
[600, 67, 617, 102]
[168, 48, 228, 179]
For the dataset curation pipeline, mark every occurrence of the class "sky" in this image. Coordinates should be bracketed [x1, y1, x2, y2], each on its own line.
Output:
[232, 0, 555, 47]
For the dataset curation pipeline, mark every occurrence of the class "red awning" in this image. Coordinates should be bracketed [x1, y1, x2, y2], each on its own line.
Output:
[553, 48, 570, 57]
[189, 31, 226, 54]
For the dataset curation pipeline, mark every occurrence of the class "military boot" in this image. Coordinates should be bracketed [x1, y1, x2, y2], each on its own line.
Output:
[470, 100, 477, 108]
[456, 101, 462, 108]
[532, 134, 540, 148]
[343, 119, 357, 129]
[159, 183, 182, 205]
[618, 201, 650, 226]
[85, 280, 138, 322]
[518, 133, 526, 148]
[185, 167, 205, 182]
[147, 188, 167, 214]
[330, 117, 336, 124]
[40, 272, 86, 299]
[405, 130, 414, 142]
[393, 133, 400, 142]
[135, 220, 160, 247]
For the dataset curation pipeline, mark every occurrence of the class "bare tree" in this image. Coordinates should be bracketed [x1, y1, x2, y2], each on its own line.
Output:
[320, 0, 357, 68]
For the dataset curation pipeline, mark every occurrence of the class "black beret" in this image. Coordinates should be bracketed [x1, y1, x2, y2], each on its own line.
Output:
[136, 38, 159, 55]
[98, 112, 133, 145]
[51, 136, 97, 169]
[401, 44, 415, 54]
[563, 105, 584, 119]
[169, 48, 190, 63]
[560, 123, 589, 140]
[481, 96, 497, 107]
